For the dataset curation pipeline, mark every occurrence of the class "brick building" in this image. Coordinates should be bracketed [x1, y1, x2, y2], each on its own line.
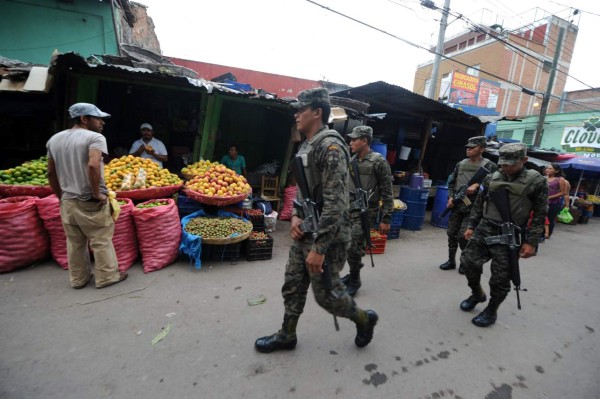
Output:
[414, 14, 578, 118]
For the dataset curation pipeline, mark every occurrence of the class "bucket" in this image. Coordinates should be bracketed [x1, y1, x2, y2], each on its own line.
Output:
[400, 186, 428, 231]
[399, 146, 411, 160]
[409, 174, 424, 189]
[372, 142, 387, 159]
[430, 186, 450, 228]
[386, 149, 396, 164]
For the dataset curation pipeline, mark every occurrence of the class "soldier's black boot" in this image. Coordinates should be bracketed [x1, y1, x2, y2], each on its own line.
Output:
[353, 310, 379, 348]
[472, 303, 498, 328]
[460, 284, 487, 311]
[255, 314, 298, 353]
[439, 249, 457, 270]
[344, 271, 362, 297]
[458, 264, 465, 274]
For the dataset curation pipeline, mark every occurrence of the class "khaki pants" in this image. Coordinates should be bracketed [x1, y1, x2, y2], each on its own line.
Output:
[60, 200, 119, 288]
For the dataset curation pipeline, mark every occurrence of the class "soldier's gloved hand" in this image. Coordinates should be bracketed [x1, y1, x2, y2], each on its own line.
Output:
[520, 243, 536, 258]
[464, 228, 474, 240]
[306, 250, 324, 274]
[290, 215, 305, 241]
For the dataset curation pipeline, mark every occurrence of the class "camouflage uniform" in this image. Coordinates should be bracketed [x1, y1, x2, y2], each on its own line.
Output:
[441, 136, 497, 272]
[460, 143, 548, 326]
[346, 129, 394, 287]
[255, 88, 378, 353]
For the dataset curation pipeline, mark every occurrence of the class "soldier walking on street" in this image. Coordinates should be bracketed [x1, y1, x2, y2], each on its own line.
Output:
[439, 136, 497, 274]
[254, 88, 378, 353]
[341, 125, 394, 297]
[459, 143, 548, 327]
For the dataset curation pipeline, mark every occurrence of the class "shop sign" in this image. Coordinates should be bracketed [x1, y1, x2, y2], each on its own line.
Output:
[562, 117, 600, 151]
[447, 71, 500, 114]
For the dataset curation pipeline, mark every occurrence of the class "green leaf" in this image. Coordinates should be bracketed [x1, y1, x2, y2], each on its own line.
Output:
[247, 294, 267, 306]
[151, 323, 171, 346]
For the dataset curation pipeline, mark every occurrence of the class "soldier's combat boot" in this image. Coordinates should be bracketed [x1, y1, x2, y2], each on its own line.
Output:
[255, 314, 298, 353]
[458, 264, 465, 274]
[439, 248, 457, 270]
[460, 284, 487, 311]
[472, 305, 498, 327]
[344, 271, 362, 297]
[354, 310, 378, 348]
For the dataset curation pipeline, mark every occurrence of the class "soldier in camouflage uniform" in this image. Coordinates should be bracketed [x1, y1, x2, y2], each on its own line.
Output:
[439, 136, 497, 274]
[341, 125, 394, 296]
[460, 143, 548, 327]
[255, 88, 378, 353]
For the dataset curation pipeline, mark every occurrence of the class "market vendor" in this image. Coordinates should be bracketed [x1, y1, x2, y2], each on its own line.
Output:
[220, 144, 247, 176]
[129, 123, 168, 167]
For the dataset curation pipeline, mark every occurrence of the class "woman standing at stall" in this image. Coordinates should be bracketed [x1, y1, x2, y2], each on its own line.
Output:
[545, 163, 569, 236]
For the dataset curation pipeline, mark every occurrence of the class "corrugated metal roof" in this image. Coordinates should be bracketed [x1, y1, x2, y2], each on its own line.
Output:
[332, 81, 484, 126]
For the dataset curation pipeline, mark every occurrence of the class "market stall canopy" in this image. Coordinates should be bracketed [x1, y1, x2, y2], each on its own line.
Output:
[558, 157, 600, 172]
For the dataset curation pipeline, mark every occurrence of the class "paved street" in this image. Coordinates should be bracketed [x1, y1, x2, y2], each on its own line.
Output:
[1, 213, 598, 399]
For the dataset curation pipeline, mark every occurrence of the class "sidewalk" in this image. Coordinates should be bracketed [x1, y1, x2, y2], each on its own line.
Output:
[0, 214, 598, 399]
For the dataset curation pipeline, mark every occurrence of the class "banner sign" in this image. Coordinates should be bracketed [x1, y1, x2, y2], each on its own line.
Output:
[447, 72, 500, 115]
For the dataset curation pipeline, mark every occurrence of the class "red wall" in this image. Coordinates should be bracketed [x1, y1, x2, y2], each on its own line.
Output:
[168, 56, 321, 97]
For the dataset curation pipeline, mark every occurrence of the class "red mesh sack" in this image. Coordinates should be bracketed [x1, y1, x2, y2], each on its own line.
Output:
[113, 198, 138, 272]
[0, 196, 50, 273]
[132, 198, 181, 273]
[278, 185, 298, 221]
[35, 195, 68, 269]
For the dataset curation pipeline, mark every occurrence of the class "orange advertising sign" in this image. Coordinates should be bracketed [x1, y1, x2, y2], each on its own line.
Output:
[451, 72, 479, 92]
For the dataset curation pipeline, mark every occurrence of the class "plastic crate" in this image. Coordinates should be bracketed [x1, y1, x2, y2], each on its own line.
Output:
[245, 211, 265, 232]
[390, 210, 404, 227]
[177, 193, 203, 218]
[245, 234, 274, 261]
[222, 206, 246, 217]
[387, 225, 401, 239]
[201, 242, 242, 261]
[370, 231, 387, 254]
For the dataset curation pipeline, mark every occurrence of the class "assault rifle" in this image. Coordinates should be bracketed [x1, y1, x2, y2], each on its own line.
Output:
[350, 159, 375, 268]
[292, 155, 339, 330]
[484, 188, 523, 310]
[441, 165, 491, 218]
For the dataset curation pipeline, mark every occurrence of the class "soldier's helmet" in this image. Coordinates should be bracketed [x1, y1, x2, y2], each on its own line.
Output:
[290, 88, 330, 109]
[465, 136, 487, 148]
[347, 126, 373, 139]
[498, 143, 527, 165]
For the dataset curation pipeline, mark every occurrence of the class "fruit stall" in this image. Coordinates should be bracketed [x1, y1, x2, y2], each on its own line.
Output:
[0, 155, 275, 273]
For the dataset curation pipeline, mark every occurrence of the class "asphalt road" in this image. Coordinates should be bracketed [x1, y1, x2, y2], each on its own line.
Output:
[1, 214, 598, 399]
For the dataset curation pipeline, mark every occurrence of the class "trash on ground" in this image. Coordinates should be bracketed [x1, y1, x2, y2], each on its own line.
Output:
[151, 324, 171, 346]
[247, 294, 267, 306]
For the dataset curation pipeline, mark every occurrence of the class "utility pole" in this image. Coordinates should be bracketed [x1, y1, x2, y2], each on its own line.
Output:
[533, 26, 565, 147]
[425, 0, 451, 100]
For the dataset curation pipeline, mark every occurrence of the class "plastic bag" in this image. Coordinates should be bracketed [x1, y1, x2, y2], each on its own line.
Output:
[0, 196, 50, 273]
[133, 168, 147, 189]
[557, 207, 573, 224]
[35, 195, 68, 269]
[132, 198, 181, 273]
[264, 210, 278, 233]
[121, 173, 134, 190]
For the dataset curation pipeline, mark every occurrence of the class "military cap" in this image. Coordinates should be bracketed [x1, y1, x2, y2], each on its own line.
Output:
[290, 87, 330, 109]
[498, 143, 527, 165]
[465, 136, 487, 148]
[347, 125, 373, 139]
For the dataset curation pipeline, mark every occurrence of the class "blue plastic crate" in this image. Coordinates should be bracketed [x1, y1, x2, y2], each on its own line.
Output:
[387, 225, 401, 239]
[390, 210, 404, 227]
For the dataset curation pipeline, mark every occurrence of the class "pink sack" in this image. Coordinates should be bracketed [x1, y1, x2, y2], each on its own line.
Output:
[278, 185, 298, 221]
[35, 195, 68, 269]
[0, 196, 50, 273]
[132, 198, 181, 273]
[113, 198, 138, 272]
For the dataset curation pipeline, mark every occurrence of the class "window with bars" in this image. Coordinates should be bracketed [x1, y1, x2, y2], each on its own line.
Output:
[496, 130, 513, 139]
[523, 130, 535, 144]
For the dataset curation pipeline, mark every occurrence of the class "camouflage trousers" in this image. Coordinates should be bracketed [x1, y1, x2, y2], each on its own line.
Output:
[460, 220, 513, 307]
[347, 210, 378, 274]
[446, 206, 471, 260]
[282, 238, 358, 319]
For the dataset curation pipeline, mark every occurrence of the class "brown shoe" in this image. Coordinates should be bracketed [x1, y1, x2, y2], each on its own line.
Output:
[96, 271, 128, 289]
[73, 274, 93, 289]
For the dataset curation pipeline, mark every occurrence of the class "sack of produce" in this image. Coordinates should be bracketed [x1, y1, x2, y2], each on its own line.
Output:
[113, 198, 138, 272]
[0, 156, 53, 198]
[278, 185, 297, 221]
[132, 198, 181, 273]
[0, 196, 50, 273]
[35, 194, 68, 269]
[181, 210, 252, 269]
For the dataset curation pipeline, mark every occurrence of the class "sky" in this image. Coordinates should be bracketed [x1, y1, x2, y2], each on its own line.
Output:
[137, 0, 599, 93]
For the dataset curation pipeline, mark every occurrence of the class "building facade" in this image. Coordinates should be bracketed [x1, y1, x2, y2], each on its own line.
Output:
[414, 14, 578, 118]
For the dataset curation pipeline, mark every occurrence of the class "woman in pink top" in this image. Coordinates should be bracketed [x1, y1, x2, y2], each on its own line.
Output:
[545, 163, 569, 236]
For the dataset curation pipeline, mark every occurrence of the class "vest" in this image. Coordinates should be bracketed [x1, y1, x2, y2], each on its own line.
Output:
[483, 169, 539, 226]
[348, 152, 381, 203]
[455, 158, 493, 188]
[296, 128, 349, 205]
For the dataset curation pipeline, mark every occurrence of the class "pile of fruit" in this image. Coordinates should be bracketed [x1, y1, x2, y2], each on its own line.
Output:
[185, 164, 251, 198]
[185, 216, 252, 239]
[136, 200, 169, 209]
[104, 155, 182, 191]
[0, 156, 49, 186]
[181, 160, 222, 177]
[249, 231, 271, 246]
[370, 229, 385, 239]
[245, 209, 264, 218]
[587, 194, 600, 204]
